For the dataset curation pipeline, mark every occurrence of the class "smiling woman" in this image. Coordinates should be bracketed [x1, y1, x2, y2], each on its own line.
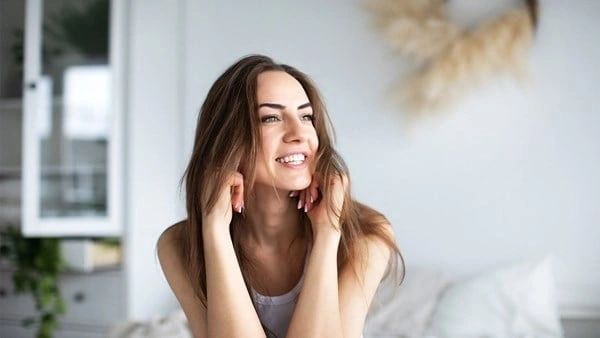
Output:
[156, 54, 405, 338]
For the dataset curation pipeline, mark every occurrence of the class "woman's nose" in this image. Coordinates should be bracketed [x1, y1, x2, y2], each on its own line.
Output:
[283, 116, 306, 143]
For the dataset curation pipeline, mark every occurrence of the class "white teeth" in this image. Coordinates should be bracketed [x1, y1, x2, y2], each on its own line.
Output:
[276, 153, 306, 164]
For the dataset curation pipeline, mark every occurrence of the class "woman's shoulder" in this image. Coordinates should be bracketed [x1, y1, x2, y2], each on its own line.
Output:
[160, 218, 187, 239]
[361, 222, 395, 255]
[157, 219, 187, 259]
[354, 202, 395, 240]
[353, 203, 397, 266]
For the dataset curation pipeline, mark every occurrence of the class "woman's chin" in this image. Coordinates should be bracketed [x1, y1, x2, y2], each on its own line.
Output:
[287, 185, 310, 192]
[253, 178, 311, 192]
[255, 171, 313, 191]
[288, 176, 313, 191]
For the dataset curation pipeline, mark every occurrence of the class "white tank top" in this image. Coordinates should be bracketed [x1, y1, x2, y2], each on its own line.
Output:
[250, 242, 364, 338]
[250, 242, 310, 338]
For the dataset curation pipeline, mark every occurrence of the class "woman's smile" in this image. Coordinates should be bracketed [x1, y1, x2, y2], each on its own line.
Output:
[277, 158, 309, 169]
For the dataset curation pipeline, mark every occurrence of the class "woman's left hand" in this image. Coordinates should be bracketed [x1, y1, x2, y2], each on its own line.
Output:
[290, 173, 348, 237]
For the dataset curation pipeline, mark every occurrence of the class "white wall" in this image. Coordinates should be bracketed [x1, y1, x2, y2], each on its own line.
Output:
[124, 0, 185, 320]
[179, 0, 600, 317]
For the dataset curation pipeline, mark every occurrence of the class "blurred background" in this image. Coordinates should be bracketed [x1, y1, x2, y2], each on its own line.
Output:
[0, 0, 598, 337]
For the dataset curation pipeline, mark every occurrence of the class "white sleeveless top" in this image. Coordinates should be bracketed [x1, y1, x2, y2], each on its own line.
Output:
[249, 242, 364, 338]
[250, 242, 310, 338]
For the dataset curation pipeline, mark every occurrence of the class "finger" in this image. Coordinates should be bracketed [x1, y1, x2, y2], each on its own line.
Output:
[304, 187, 310, 213]
[298, 190, 304, 210]
[230, 172, 244, 213]
[311, 175, 319, 203]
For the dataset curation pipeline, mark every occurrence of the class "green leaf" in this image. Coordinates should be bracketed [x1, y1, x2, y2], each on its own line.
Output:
[0, 225, 70, 338]
[56, 297, 67, 315]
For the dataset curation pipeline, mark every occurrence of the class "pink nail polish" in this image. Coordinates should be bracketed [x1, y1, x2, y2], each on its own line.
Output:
[304, 204, 307, 212]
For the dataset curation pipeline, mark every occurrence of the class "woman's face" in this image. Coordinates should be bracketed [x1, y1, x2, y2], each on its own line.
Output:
[253, 70, 319, 191]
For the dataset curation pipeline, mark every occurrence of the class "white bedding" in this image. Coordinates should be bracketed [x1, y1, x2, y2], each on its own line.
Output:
[108, 255, 564, 338]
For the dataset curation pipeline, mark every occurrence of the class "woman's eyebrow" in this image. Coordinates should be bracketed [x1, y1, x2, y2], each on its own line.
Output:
[258, 102, 312, 110]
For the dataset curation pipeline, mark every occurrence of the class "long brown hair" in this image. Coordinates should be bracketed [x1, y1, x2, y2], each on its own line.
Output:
[176, 54, 405, 334]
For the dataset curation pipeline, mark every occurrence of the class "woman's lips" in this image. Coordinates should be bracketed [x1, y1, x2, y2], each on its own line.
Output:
[276, 159, 308, 169]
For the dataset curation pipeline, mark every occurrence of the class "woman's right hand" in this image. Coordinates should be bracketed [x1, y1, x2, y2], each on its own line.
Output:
[201, 171, 245, 234]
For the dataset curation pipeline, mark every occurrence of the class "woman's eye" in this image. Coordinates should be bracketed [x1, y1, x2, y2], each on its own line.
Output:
[261, 116, 280, 123]
[260, 114, 313, 123]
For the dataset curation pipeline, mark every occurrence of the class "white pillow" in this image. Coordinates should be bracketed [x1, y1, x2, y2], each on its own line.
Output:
[423, 255, 564, 338]
[364, 266, 452, 338]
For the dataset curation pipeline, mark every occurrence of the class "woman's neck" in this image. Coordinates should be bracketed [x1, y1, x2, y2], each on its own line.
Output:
[242, 185, 304, 254]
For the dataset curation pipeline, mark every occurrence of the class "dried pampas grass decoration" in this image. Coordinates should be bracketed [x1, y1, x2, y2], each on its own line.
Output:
[364, 0, 539, 115]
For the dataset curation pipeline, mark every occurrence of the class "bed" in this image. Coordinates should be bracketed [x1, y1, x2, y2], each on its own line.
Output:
[108, 255, 578, 338]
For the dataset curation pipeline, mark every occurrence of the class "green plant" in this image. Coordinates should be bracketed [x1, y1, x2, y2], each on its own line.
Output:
[0, 225, 66, 338]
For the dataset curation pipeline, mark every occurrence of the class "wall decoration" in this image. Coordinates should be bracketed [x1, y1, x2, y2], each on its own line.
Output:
[364, 0, 539, 115]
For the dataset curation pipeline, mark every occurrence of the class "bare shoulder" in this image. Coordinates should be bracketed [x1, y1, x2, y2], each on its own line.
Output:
[156, 219, 188, 280]
[364, 223, 396, 258]
[157, 220, 186, 259]
[156, 220, 190, 285]
[158, 220, 186, 246]
[338, 223, 396, 336]
[354, 202, 396, 253]
[345, 222, 396, 281]
[377, 222, 396, 240]
[157, 219, 208, 337]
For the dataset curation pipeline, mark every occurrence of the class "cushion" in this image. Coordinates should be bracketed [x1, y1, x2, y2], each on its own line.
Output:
[364, 265, 452, 338]
[423, 255, 564, 338]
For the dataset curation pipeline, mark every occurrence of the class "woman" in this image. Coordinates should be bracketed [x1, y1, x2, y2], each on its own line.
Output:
[157, 54, 405, 338]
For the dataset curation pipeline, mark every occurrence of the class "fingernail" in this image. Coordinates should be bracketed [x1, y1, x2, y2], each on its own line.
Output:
[304, 204, 308, 212]
[289, 191, 295, 197]
[310, 195, 314, 203]
[237, 205, 242, 213]
[297, 199, 302, 209]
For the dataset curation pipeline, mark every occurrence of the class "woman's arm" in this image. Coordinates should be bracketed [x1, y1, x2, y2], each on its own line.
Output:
[203, 224, 266, 338]
[285, 225, 394, 338]
[288, 174, 391, 337]
[286, 230, 344, 338]
[157, 224, 209, 338]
